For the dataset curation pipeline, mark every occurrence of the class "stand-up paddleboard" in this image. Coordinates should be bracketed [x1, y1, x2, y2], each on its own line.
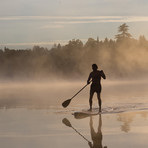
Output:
[72, 108, 100, 119]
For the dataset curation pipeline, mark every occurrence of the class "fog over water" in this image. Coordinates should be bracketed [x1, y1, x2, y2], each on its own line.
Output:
[0, 78, 148, 148]
[0, 78, 147, 111]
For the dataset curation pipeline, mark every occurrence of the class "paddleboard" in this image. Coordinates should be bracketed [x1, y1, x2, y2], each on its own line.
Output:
[72, 109, 100, 119]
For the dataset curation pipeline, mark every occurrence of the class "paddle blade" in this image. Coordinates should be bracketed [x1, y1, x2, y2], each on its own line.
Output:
[62, 118, 72, 127]
[62, 99, 71, 108]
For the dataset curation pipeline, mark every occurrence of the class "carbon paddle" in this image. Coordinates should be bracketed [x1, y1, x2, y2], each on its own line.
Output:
[62, 83, 90, 108]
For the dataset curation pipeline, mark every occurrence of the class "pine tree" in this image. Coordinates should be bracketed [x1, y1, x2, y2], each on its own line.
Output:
[115, 23, 132, 42]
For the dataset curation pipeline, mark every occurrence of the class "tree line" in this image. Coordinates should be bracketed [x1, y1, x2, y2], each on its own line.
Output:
[0, 23, 148, 79]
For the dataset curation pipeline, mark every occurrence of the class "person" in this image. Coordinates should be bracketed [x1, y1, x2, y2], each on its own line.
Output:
[87, 64, 106, 112]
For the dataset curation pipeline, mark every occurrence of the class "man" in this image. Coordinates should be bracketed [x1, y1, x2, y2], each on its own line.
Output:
[87, 64, 106, 112]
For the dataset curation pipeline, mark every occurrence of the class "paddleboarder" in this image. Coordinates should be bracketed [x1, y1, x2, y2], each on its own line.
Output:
[87, 64, 106, 112]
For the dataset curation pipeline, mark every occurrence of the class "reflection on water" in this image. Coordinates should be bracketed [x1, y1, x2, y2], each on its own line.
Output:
[0, 80, 148, 148]
[0, 108, 148, 148]
[63, 115, 107, 148]
[117, 113, 134, 132]
[62, 111, 148, 148]
[89, 115, 107, 148]
[117, 111, 148, 133]
[62, 118, 91, 143]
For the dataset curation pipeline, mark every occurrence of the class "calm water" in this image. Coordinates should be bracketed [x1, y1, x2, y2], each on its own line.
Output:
[0, 80, 148, 148]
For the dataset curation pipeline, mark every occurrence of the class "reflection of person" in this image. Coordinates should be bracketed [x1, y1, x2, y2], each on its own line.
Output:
[87, 64, 106, 112]
[88, 115, 107, 148]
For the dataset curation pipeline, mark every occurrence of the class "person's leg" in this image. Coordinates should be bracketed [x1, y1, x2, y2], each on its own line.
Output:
[97, 92, 102, 112]
[89, 90, 94, 111]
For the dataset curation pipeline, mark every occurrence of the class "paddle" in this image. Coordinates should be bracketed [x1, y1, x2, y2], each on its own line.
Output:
[62, 118, 91, 143]
[62, 82, 90, 108]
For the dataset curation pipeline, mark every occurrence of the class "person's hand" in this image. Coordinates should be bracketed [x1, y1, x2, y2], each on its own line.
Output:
[100, 70, 106, 79]
[100, 70, 103, 74]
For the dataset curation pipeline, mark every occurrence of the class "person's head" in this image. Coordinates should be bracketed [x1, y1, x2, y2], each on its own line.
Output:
[92, 64, 98, 71]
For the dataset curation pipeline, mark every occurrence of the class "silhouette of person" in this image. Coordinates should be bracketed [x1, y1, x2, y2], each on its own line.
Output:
[88, 115, 107, 148]
[87, 64, 106, 112]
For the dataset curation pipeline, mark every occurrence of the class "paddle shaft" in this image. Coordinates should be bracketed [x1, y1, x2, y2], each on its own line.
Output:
[70, 82, 90, 100]
[62, 81, 92, 107]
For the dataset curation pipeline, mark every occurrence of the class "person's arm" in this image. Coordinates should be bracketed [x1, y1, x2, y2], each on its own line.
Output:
[100, 70, 106, 79]
[87, 73, 92, 84]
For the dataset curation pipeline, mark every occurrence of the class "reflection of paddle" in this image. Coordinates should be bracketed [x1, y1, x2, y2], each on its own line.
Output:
[62, 83, 90, 108]
[62, 118, 91, 143]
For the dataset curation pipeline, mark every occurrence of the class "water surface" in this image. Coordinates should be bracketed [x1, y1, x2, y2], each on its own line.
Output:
[0, 80, 148, 148]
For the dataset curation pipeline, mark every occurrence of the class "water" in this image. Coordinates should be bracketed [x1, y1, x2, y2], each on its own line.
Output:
[0, 80, 148, 148]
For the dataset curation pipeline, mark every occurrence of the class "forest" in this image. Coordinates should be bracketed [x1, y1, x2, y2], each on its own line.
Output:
[0, 23, 148, 80]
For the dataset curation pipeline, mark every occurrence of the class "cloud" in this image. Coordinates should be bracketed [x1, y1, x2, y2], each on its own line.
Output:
[1, 16, 148, 23]
[41, 24, 64, 29]
[0, 39, 88, 49]
[55, 16, 148, 24]
[0, 16, 119, 21]
[0, 40, 69, 47]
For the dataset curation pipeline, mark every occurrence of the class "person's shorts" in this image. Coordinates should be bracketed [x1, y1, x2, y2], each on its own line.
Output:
[90, 84, 101, 93]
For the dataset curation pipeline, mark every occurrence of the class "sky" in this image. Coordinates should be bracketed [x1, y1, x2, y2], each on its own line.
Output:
[1, 0, 148, 49]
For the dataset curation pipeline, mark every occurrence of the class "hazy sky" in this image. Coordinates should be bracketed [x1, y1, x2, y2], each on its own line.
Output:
[1, 0, 148, 49]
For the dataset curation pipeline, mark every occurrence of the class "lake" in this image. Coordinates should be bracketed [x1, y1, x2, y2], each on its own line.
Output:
[0, 79, 148, 148]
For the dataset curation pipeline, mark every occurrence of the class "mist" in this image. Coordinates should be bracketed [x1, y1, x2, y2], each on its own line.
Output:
[0, 78, 147, 111]
[0, 23, 148, 110]
[0, 24, 148, 81]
